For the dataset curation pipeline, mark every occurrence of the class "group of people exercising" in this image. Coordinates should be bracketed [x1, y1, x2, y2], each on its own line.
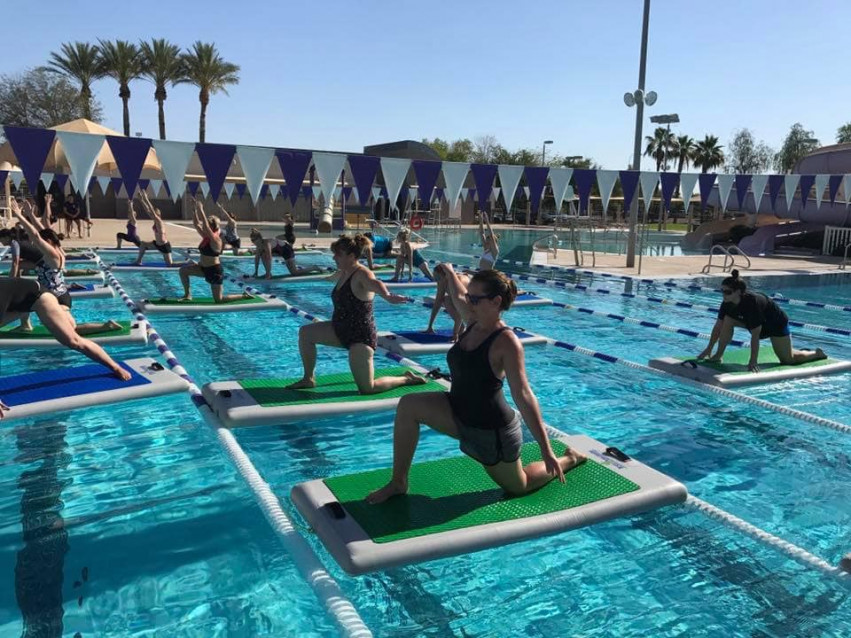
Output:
[0, 201, 829, 502]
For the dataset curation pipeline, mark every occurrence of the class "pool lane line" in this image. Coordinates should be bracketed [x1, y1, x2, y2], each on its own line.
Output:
[247, 287, 851, 583]
[93, 257, 374, 638]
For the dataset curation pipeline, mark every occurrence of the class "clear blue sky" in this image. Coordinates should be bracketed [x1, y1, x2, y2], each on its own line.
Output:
[5, 0, 850, 169]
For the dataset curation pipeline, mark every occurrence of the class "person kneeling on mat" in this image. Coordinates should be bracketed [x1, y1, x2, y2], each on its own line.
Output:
[390, 229, 433, 282]
[697, 269, 827, 373]
[424, 263, 470, 342]
[287, 234, 426, 394]
[367, 267, 586, 504]
[179, 198, 250, 303]
[362, 232, 395, 271]
[133, 191, 173, 266]
[249, 229, 323, 279]
[0, 278, 131, 381]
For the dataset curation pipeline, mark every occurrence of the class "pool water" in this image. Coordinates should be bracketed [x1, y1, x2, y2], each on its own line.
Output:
[1, 242, 850, 636]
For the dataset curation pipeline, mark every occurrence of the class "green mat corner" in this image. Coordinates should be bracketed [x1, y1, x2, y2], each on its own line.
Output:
[324, 440, 640, 544]
[680, 345, 832, 375]
[0, 321, 133, 339]
[240, 366, 445, 407]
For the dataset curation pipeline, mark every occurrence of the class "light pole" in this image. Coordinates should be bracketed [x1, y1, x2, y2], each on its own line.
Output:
[623, 0, 654, 268]
[649, 113, 679, 171]
[542, 140, 553, 165]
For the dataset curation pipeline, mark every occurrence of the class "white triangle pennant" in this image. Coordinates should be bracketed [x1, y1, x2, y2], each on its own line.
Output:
[41, 172, 53, 188]
[333, 185, 343, 201]
[717, 174, 735, 212]
[312, 152, 347, 206]
[268, 184, 280, 199]
[497, 165, 524, 214]
[523, 186, 530, 198]
[312, 185, 323, 200]
[441, 162, 470, 212]
[845, 175, 851, 206]
[10, 171, 24, 189]
[236, 145, 274, 204]
[639, 171, 659, 212]
[56, 131, 105, 194]
[678, 173, 699, 212]
[371, 186, 382, 202]
[223, 182, 235, 199]
[408, 187, 418, 204]
[148, 178, 162, 197]
[97, 176, 111, 194]
[784, 174, 801, 213]
[491, 187, 501, 203]
[350, 187, 359, 204]
[548, 167, 573, 210]
[596, 170, 619, 218]
[750, 174, 769, 213]
[814, 174, 830, 209]
[379, 158, 411, 211]
[460, 188, 469, 201]
[199, 181, 210, 198]
[152, 140, 196, 202]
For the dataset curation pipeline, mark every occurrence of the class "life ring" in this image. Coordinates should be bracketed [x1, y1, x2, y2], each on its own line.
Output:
[411, 216, 424, 230]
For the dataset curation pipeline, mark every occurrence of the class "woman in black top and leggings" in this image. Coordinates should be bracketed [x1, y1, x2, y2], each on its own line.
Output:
[368, 266, 586, 504]
[698, 270, 827, 372]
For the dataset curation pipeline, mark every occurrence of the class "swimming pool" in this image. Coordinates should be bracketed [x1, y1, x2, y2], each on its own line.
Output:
[1, 241, 849, 636]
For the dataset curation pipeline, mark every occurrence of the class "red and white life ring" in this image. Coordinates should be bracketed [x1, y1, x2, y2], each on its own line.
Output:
[410, 216, 424, 230]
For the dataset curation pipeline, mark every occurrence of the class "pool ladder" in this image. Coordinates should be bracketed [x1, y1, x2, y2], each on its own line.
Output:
[840, 243, 851, 270]
[701, 244, 751, 274]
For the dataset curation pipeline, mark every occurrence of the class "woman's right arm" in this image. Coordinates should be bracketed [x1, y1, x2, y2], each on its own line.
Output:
[442, 264, 474, 323]
[698, 317, 723, 359]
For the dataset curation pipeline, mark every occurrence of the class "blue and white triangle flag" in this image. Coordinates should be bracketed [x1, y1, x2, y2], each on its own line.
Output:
[199, 181, 210, 198]
[497, 165, 524, 213]
[40, 172, 53, 188]
[750, 174, 769, 213]
[379, 158, 411, 211]
[596, 170, 619, 216]
[223, 181, 235, 199]
[491, 187, 501, 203]
[152, 140, 196, 202]
[460, 188, 469, 201]
[717, 174, 735, 212]
[236, 145, 274, 204]
[56, 131, 105, 194]
[10, 171, 23, 189]
[97, 176, 111, 194]
[408, 187, 418, 203]
[312, 185, 323, 200]
[371, 186, 382, 201]
[678, 173, 699, 212]
[784, 174, 800, 213]
[312, 152, 346, 205]
[523, 186, 530, 198]
[268, 184, 280, 199]
[814, 174, 830, 209]
[639, 171, 659, 212]
[442, 162, 469, 211]
[333, 185, 342, 201]
[548, 168, 573, 211]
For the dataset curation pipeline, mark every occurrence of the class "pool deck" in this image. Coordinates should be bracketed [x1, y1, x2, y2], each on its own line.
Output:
[57, 220, 849, 281]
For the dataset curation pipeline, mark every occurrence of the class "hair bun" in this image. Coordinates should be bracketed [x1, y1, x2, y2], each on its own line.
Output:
[731, 269, 739, 279]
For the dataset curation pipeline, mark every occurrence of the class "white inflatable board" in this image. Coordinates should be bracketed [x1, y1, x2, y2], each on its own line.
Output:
[0, 321, 147, 348]
[140, 295, 288, 315]
[0, 357, 189, 420]
[68, 283, 115, 299]
[291, 434, 688, 575]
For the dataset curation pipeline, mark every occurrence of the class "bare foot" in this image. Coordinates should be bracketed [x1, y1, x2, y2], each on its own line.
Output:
[178, 296, 192, 302]
[562, 447, 588, 472]
[286, 377, 316, 390]
[366, 480, 408, 504]
[242, 291, 254, 299]
[814, 348, 827, 360]
[11, 324, 33, 333]
[404, 371, 428, 386]
[113, 367, 132, 381]
[105, 320, 122, 331]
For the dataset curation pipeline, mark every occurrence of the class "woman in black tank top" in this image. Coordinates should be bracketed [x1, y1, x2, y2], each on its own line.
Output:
[367, 266, 587, 504]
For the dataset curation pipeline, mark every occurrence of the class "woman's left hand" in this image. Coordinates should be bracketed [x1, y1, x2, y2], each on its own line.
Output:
[748, 361, 760, 373]
[386, 293, 408, 305]
[541, 446, 565, 483]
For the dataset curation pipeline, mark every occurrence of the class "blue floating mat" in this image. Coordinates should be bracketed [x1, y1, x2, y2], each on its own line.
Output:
[68, 283, 115, 299]
[380, 276, 436, 289]
[377, 327, 548, 355]
[0, 357, 189, 420]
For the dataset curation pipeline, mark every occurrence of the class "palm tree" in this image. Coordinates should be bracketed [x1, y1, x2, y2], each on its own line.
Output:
[180, 42, 240, 143]
[45, 42, 104, 121]
[98, 40, 146, 136]
[692, 135, 725, 174]
[674, 135, 696, 174]
[140, 39, 184, 140]
[644, 126, 675, 171]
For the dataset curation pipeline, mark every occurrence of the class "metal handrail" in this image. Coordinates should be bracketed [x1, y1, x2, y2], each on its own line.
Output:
[840, 243, 851, 270]
[701, 244, 751, 274]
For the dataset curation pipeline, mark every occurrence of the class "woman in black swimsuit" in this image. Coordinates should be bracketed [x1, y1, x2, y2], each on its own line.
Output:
[698, 269, 827, 372]
[0, 277, 131, 385]
[133, 191, 173, 266]
[286, 234, 426, 394]
[178, 198, 249, 303]
[368, 266, 586, 504]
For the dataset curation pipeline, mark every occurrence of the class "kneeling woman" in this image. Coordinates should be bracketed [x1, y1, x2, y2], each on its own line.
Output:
[0, 277, 131, 381]
[698, 269, 827, 372]
[249, 229, 323, 279]
[287, 234, 425, 394]
[179, 198, 248, 303]
[368, 266, 586, 504]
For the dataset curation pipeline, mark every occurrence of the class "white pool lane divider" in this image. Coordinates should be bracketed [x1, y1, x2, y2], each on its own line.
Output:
[91, 256, 374, 638]
[262, 292, 851, 582]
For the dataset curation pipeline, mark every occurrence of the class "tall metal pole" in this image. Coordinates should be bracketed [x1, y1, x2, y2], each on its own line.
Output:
[542, 142, 547, 166]
[626, 0, 651, 268]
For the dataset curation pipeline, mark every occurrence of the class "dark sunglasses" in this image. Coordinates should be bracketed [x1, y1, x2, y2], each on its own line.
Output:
[720, 288, 734, 295]
[465, 292, 498, 306]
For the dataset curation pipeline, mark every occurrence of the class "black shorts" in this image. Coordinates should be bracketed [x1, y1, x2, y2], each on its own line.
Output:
[55, 291, 72, 309]
[201, 263, 225, 285]
[225, 237, 241, 250]
[272, 242, 294, 260]
[3, 279, 44, 314]
[154, 241, 172, 255]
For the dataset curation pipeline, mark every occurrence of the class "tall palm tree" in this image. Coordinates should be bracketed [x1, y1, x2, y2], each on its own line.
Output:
[98, 40, 145, 136]
[45, 42, 104, 121]
[140, 39, 184, 140]
[644, 126, 675, 171]
[180, 42, 240, 143]
[674, 135, 696, 174]
[692, 135, 725, 174]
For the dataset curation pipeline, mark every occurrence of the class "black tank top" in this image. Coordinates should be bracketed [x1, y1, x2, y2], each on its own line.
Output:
[198, 233, 222, 257]
[17, 242, 44, 265]
[447, 325, 515, 430]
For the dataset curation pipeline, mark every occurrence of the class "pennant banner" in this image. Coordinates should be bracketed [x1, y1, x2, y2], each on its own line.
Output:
[199, 181, 211, 198]
[149, 178, 163, 197]
[56, 131, 104, 194]
[54, 173, 71, 191]
[497, 165, 524, 215]
[97, 176, 111, 194]
[814, 174, 830, 209]
[698, 173, 717, 211]
[371, 186, 382, 202]
[106, 136, 152, 197]
[196, 143, 236, 201]
[828, 174, 843, 205]
[152, 139, 195, 202]
[441, 162, 469, 212]
[548, 167, 573, 212]
[767, 174, 785, 212]
[470, 163, 498, 207]
[348, 155, 381, 207]
[237, 145, 274, 204]
[3, 126, 56, 193]
[678, 173, 699, 213]
[311, 152, 347, 207]
[186, 181, 200, 197]
[379, 157, 411, 212]
[259, 184, 269, 200]
[573, 169, 597, 214]
[525, 166, 549, 214]
[798, 174, 815, 211]
[734, 174, 752, 211]
[223, 181, 235, 199]
[659, 172, 680, 211]
[277, 151, 313, 206]
[110, 177, 125, 196]
[619, 170, 640, 211]
[10, 171, 24, 189]
[40, 172, 53, 188]
[596, 170, 619, 218]
[750, 174, 769, 213]
[717, 174, 735, 212]
[268, 184, 280, 199]
[312, 185, 323, 201]
[639, 171, 659, 213]
[412, 160, 442, 209]
[784, 174, 801, 214]
[235, 183, 247, 199]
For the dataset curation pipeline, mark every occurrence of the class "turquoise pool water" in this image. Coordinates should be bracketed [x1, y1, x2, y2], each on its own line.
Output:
[1, 242, 850, 636]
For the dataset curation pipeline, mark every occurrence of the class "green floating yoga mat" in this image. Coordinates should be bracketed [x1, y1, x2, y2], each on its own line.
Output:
[146, 296, 266, 306]
[683, 345, 830, 375]
[0, 321, 132, 339]
[240, 366, 445, 407]
[324, 440, 640, 544]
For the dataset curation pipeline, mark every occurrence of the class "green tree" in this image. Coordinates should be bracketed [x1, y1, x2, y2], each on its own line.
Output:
[140, 39, 184, 140]
[44, 41, 104, 120]
[836, 122, 851, 144]
[673, 135, 696, 173]
[0, 68, 103, 129]
[98, 40, 145, 136]
[775, 123, 819, 172]
[725, 128, 774, 174]
[180, 42, 240, 143]
[692, 135, 725, 173]
[644, 126, 675, 171]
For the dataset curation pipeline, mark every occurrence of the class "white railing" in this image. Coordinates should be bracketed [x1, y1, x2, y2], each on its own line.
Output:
[823, 225, 851, 255]
[701, 244, 751, 274]
[841, 243, 850, 270]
